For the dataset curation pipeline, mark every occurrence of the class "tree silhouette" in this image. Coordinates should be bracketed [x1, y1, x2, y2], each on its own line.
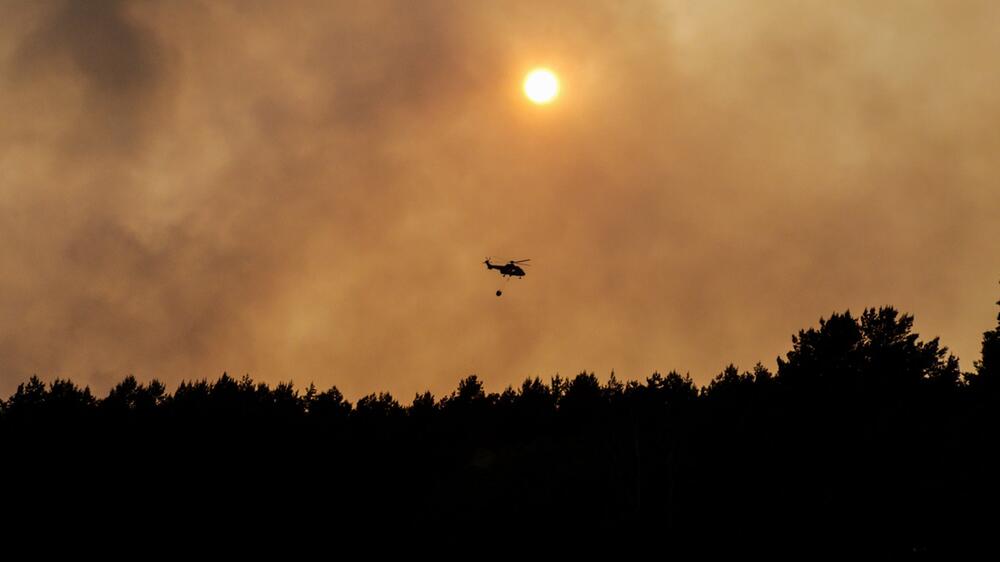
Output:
[1, 297, 998, 552]
[972, 298, 1000, 390]
[102, 374, 166, 415]
[306, 383, 352, 422]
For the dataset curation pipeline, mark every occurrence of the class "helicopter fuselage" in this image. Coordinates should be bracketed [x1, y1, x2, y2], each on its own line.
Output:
[486, 260, 525, 277]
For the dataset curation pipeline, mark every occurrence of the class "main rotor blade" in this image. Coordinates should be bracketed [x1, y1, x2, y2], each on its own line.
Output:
[512, 259, 531, 263]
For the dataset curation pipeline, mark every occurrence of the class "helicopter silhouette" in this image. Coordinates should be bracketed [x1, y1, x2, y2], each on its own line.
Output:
[484, 258, 530, 278]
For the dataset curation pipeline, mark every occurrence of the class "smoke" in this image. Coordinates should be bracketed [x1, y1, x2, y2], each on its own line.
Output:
[1, 0, 998, 399]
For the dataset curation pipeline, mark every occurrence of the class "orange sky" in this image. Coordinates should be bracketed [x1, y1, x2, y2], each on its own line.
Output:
[1, 0, 999, 400]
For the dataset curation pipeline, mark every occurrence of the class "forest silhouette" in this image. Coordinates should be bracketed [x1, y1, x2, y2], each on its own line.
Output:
[2, 302, 999, 552]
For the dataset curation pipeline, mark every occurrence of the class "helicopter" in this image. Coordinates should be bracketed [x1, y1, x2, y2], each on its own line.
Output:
[485, 258, 530, 296]
[484, 258, 530, 278]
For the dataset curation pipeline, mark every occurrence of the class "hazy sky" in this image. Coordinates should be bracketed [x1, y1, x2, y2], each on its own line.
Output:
[2, 0, 998, 400]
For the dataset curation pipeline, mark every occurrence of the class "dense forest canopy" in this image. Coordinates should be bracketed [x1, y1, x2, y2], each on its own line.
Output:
[2, 303, 998, 552]
[5, 305, 995, 415]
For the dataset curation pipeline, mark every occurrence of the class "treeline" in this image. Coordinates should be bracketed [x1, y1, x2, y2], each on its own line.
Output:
[2, 305, 999, 552]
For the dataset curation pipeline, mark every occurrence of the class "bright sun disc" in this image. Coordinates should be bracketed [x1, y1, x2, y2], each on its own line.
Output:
[524, 68, 559, 104]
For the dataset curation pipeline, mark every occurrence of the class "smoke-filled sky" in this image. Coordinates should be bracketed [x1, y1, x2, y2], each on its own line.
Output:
[2, 0, 999, 400]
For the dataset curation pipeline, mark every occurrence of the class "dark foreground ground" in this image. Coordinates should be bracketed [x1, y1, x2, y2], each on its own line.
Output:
[3, 306, 999, 553]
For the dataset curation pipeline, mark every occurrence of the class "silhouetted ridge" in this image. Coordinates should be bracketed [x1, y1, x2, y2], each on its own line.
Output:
[1, 304, 998, 552]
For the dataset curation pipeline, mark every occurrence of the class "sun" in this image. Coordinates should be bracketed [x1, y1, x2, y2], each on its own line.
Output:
[523, 68, 559, 105]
